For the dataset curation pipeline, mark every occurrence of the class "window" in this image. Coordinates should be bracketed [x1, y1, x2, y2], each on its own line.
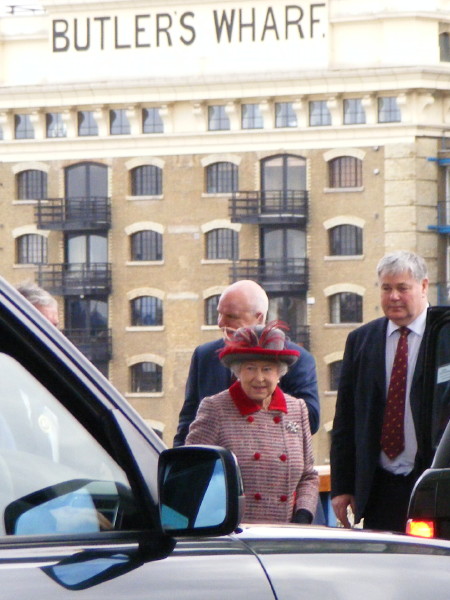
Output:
[206, 162, 238, 193]
[143, 108, 163, 133]
[110, 109, 130, 135]
[329, 157, 362, 188]
[204, 295, 220, 326]
[330, 292, 362, 323]
[330, 360, 343, 391]
[329, 225, 363, 256]
[241, 104, 263, 129]
[15, 114, 34, 139]
[343, 99, 366, 125]
[205, 229, 238, 260]
[130, 231, 163, 261]
[78, 111, 98, 136]
[309, 101, 331, 126]
[131, 362, 162, 393]
[17, 170, 47, 200]
[440, 32, 450, 61]
[208, 105, 230, 131]
[46, 113, 67, 138]
[16, 234, 47, 264]
[275, 102, 297, 128]
[131, 165, 162, 196]
[131, 296, 163, 326]
[378, 97, 401, 123]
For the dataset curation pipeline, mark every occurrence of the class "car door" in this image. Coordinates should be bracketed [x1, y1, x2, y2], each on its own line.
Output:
[0, 278, 276, 598]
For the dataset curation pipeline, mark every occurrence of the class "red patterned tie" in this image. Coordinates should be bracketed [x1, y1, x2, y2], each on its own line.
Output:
[381, 326, 410, 459]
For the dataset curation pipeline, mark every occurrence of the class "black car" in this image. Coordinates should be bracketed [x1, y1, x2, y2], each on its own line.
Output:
[1, 276, 450, 598]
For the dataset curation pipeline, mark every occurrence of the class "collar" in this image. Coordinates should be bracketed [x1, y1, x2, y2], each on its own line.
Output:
[229, 380, 287, 416]
[387, 305, 428, 338]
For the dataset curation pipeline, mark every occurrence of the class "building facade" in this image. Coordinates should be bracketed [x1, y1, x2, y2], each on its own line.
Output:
[0, 0, 450, 465]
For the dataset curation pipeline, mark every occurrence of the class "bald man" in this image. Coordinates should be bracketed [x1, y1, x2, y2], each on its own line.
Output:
[174, 280, 320, 446]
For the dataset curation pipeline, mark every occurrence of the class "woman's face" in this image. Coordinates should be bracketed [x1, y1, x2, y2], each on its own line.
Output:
[238, 360, 280, 404]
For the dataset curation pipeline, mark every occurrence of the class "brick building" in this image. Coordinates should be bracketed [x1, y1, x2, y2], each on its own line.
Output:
[1, 0, 450, 466]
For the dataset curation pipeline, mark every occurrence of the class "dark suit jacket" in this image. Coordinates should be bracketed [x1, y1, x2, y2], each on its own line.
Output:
[173, 338, 320, 447]
[330, 316, 427, 523]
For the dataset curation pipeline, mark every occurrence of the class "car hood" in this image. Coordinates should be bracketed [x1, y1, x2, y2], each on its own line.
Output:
[230, 524, 450, 600]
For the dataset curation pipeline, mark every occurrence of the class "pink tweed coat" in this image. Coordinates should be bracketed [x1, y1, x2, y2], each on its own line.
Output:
[185, 382, 319, 524]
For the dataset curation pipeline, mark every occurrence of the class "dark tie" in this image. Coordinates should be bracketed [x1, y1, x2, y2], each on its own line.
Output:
[381, 326, 410, 459]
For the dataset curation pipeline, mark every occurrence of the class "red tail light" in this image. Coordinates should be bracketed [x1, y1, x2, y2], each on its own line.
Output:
[406, 519, 435, 538]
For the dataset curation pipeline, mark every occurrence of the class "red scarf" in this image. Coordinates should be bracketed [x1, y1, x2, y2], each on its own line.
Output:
[229, 380, 287, 416]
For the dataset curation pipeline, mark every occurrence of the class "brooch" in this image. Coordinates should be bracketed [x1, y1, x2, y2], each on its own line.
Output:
[285, 421, 300, 433]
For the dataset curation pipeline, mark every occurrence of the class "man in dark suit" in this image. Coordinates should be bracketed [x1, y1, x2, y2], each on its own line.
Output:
[330, 250, 430, 533]
[173, 280, 320, 447]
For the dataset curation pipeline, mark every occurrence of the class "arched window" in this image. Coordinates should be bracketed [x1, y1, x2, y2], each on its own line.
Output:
[130, 231, 163, 261]
[205, 229, 238, 260]
[329, 360, 343, 391]
[131, 165, 162, 196]
[329, 292, 362, 323]
[329, 157, 362, 188]
[131, 362, 162, 393]
[16, 234, 47, 264]
[329, 225, 363, 256]
[206, 162, 238, 193]
[17, 170, 47, 200]
[131, 296, 163, 326]
[204, 295, 220, 325]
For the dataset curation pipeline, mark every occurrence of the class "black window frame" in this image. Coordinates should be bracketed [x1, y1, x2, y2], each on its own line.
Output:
[131, 165, 162, 196]
[17, 169, 47, 200]
[131, 296, 163, 326]
[130, 230, 163, 261]
[131, 362, 162, 393]
[329, 224, 363, 256]
[329, 292, 363, 324]
[205, 228, 239, 260]
[329, 156, 363, 188]
[204, 295, 220, 326]
[206, 162, 238, 194]
[16, 233, 47, 265]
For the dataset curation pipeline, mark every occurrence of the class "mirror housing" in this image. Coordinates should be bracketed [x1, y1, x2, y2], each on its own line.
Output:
[407, 468, 450, 539]
[158, 445, 244, 536]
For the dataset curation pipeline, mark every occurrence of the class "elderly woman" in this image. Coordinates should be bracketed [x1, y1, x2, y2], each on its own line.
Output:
[186, 322, 319, 524]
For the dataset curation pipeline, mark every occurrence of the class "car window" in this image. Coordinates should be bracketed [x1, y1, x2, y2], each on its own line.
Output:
[0, 352, 141, 536]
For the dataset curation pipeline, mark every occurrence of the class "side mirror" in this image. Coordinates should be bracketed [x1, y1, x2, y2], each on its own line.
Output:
[158, 445, 244, 536]
[407, 468, 450, 539]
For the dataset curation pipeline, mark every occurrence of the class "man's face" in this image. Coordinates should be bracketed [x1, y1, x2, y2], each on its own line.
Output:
[36, 303, 59, 327]
[217, 291, 263, 335]
[380, 271, 428, 326]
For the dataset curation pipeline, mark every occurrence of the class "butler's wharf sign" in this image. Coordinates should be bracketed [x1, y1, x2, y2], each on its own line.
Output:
[52, 3, 327, 52]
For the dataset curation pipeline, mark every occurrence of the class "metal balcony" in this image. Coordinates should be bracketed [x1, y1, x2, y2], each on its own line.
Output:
[35, 197, 111, 231]
[229, 190, 308, 224]
[37, 263, 112, 296]
[230, 258, 308, 293]
[63, 328, 112, 362]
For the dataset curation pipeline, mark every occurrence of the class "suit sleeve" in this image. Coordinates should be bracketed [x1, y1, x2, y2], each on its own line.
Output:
[281, 346, 320, 435]
[173, 347, 201, 447]
[330, 331, 357, 498]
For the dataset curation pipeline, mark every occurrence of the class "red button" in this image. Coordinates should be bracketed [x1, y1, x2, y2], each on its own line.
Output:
[247, 416, 254, 423]
[279, 454, 287, 462]
[279, 495, 288, 502]
[254, 493, 262, 501]
[273, 416, 281, 424]
[253, 452, 261, 460]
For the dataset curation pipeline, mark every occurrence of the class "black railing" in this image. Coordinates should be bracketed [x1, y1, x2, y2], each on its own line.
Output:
[35, 197, 111, 230]
[63, 328, 112, 362]
[229, 190, 308, 224]
[37, 263, 112, 296]
[230, 258, 308, 292]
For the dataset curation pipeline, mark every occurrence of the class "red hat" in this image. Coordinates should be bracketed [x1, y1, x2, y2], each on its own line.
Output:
[219, 321, 299, 368]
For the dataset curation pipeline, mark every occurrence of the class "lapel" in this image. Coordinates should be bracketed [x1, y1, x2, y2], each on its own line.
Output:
[370, 318, 389, 400]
